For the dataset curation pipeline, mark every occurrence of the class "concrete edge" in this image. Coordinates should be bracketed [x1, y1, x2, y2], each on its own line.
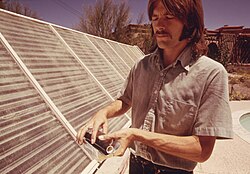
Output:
[232, 109, 250, 144]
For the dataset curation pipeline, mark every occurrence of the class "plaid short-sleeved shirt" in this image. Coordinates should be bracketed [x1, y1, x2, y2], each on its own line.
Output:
[117, 46, 233, 171]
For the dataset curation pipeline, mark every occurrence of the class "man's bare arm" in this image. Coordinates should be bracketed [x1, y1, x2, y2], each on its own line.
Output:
[102, 99, 131, 118]
[101, 128, 216, 163]
[76, 99, 130, 144]
[133, 129, 216, 162]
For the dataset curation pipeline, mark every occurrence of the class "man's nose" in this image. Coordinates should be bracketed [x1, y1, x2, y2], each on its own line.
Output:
[155, 17, 167, 30]
[156, 16, 168, 27]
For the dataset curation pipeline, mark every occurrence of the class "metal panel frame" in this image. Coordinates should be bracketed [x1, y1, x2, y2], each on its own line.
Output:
[129, 46, 144, 60]
[0, 33, 93, 160]
[134, 45, 145, 56]
[50, 25, 131, 122]
[84, 34, 125, 81]
[84, 33, 131, 70]
[119, 43, 139, 61]
[0, 8, 140, 173]
[49, 25, 115, 101]
[107, 39, 135, 65]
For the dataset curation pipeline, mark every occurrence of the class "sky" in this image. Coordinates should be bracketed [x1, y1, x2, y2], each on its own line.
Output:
[16, 0, 250, 30]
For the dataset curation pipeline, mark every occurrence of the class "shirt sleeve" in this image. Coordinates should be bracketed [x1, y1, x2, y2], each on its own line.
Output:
[193, 65, 233, 139]
[116, 66, 134, 106]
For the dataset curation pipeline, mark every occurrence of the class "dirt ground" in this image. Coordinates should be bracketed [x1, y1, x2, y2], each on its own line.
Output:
[227, 64, 250, 100]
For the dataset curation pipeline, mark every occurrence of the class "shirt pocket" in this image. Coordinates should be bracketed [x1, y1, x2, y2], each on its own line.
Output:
[156, 98, 197, 135]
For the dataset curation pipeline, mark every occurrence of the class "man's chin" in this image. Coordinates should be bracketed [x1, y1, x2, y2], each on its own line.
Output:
[157, 41, 172, 49]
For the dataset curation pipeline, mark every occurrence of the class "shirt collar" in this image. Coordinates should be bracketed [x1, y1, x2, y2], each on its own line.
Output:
[151, 46, 193, 71]
[175, 46, 193, 71]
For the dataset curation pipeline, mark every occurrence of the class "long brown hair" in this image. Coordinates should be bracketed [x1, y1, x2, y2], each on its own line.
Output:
[148, 0, 207, 59]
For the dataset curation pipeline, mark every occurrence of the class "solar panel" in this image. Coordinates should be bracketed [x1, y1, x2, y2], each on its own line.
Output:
[0, 41, 91, 173]
[129, 45, 145, 60]
[54, 26, 125, 99]
[106, 40, 135, 68]
[0, 11, 114, 131]
[86, 34, 131, 79]
[131, 45, 145, 58]
[0, 8, 144, 173]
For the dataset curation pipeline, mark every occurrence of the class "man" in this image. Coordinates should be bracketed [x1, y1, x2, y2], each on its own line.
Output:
[77, 0, 233, 173]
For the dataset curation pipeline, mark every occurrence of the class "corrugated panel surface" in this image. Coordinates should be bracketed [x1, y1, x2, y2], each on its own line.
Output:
[0, 11, 113, 131]
[86, 35, 130, 79]
[0, 10, 131, 173]
[132, 46, 145, 58]
[54, 27, 125, 99]
[119, 44, 140, 62]
[107, 40, 135, 68]
[0, 42, 91, 174]
[129, 45, 144, 60]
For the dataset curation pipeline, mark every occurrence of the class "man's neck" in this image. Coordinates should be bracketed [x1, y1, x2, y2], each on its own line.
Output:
[162, 42, 188, 67]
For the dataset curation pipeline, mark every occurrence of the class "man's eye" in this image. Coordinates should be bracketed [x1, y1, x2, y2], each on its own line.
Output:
[165, 14, 175, 19]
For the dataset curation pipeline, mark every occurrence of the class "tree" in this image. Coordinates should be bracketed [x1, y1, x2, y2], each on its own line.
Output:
[112, 1, 131, 42]
[217, 35, 231, 68]
[0, 0, 5, 9]
[1, 0, 38, 18]
[76, 0, 130, 42]
[136, 12, 146, 25]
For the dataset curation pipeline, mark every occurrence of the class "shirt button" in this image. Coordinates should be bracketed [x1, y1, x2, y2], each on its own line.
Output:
[160, 72, 164, 76]
[154, 90, 158, 94]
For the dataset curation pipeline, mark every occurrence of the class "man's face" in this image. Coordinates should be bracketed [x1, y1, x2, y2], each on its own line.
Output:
[151, 0, 185, 49]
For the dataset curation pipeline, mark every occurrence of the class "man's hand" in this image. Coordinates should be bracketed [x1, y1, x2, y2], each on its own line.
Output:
[98, 128, 135, 156]
[76, 109, 108, 145]
[76, 100, 131, 146]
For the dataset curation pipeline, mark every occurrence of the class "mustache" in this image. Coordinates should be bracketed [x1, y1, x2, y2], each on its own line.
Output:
[154, 30, 169, 35]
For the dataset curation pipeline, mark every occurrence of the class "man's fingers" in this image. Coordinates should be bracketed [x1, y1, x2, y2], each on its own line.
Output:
[90, 130, 97, 144]
[91, 122, 101, 144]
[98, 132, 115, 141]
[102, 122, 108, 134]
[98, 134, 107, 141]
[77, 116, 109, 145]
[91, 120, 108, 143]
[76, 126, 88, 145]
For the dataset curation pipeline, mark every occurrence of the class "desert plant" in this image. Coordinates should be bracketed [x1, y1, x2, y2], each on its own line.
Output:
[229, 91, 246, 101]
